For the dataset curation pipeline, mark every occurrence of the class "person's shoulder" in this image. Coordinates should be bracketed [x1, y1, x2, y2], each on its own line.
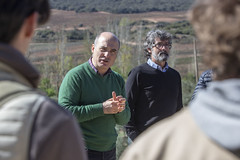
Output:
[201, 69, 212, 78]
[37, 95, 75, 120]
[111, 70, 125, 81]
[122, 108, 240, 160]
[7, 90, 73, 120]
[168, 67, 179, 73]
[68, 61, 88, 73]
[168, 67, 181, 76]
[130, 63, 150, 73]
[65, 61, 89, 78]
[137, 63, 149, 69]
[120, 109, 193, 159]
[144, 109, 191, 136]
[199, 70, 212, 84]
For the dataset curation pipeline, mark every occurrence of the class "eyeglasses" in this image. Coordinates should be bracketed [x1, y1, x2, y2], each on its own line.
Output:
[153, 43, 171, 49]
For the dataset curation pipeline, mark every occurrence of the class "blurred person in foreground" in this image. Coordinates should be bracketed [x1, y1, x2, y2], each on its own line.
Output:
[120, 0, 240, 159]
[125, 29, 183, 141]
[58, 32, 130, 160]
[0, 0, 87, 160]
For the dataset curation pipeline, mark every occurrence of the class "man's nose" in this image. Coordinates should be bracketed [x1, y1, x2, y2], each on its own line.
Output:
[162, 45, 168, 49]
[103, 51, 111, 57]
[160, 45, 168, 51]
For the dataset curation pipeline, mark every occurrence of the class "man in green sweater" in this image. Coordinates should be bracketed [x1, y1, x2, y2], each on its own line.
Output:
[58, 32, 130, 160]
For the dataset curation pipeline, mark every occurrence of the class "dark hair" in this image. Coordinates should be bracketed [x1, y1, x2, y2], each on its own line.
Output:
[0, 0, 50, 43]
[143, 29, 172, 59]
[189, 0, 240, 80]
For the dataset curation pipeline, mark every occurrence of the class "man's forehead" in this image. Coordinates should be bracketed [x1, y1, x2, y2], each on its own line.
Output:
[155, 38, 168, 43]
[98, 36, 118, 43]
[97, 37, 119, 49]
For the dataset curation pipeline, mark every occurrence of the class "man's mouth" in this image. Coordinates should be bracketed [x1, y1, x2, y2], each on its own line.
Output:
[159, 51, 168, 56]
[100, 59, 109, 64]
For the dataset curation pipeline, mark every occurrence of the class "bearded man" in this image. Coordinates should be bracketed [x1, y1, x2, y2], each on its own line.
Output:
[125, 29, 183, 141]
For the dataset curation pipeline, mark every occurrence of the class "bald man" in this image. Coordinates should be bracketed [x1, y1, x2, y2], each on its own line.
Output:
[59, 32, 130, 160]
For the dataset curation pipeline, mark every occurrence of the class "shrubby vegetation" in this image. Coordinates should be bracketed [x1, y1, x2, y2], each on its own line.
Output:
[164, 21, 194, 36]
[34, 21, 194, 43]
[66, 29, 88, 41]
[34, 30, 57, 42]
[49, 0, 195, 13]
[39, 78, 57, 98]
[34, 29, 94, 42]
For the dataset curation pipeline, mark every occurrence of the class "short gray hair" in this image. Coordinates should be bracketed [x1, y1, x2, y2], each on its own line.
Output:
[143, 29, 172, 58]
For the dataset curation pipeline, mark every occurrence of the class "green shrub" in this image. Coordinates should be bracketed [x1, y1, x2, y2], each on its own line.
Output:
[181, 73, 196, 106]
[39, 78, 57, 98]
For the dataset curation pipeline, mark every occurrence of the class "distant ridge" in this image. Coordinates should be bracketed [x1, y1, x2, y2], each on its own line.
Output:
[50, 0, 195, 14]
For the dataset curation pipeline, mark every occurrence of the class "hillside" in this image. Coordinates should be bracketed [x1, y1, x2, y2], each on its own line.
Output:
[50, 0, 195, 13]
[40, 9, 187, 30]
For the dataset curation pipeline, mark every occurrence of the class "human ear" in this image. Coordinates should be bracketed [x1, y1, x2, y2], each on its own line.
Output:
[91, 44, 95, 53]
[147, 48, 152, 54]
[24, 12, 38, 38]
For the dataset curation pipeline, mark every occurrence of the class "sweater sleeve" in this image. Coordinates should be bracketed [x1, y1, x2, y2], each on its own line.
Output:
[114, 76, 131, 125]
[58, 70, 104, 123]
[114, 103, 130, 125]
[124, 69, 141, 140]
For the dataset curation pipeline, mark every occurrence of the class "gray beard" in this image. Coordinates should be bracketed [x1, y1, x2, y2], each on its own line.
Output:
[152, 51, 169, 62]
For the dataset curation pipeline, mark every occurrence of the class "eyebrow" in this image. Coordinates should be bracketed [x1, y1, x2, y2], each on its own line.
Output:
[99, 47, 117, 52]
[155, 42, 169, 44]
[110, 49, 117, 52]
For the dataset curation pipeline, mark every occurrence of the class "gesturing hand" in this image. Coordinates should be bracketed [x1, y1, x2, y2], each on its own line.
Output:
[112, 91, 126, 113]
[103, 91, 126, 114]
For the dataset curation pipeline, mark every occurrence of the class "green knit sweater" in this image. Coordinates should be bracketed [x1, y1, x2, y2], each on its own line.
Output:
[58, 61, 130, 151]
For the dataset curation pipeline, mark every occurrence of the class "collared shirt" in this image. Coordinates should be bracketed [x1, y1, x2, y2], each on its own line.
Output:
[147, 59, 169, 72]
[88, 58, 112, 76]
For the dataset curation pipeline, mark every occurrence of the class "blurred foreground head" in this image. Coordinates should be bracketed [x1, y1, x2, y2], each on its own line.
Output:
[0, 0, 50, 44]
[188, 0, 240, 80]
